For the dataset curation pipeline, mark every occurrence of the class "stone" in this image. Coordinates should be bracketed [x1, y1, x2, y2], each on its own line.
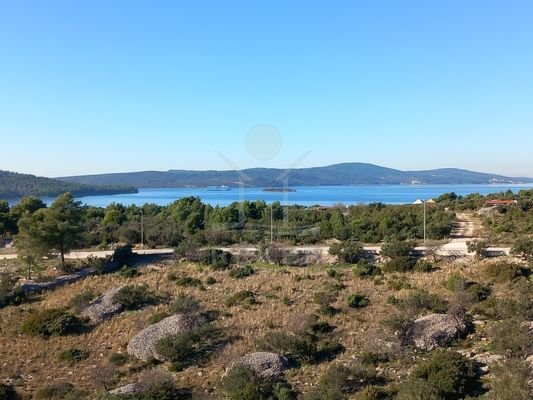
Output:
[228, 352, 289, 379]
[127, 314, 201, 361]
[81, 286, 124, 324]
[411, 314, 467, 351]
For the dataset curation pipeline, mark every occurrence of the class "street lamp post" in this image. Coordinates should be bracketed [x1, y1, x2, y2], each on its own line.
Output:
[270, 203, 273, 244]
[423, 199, 426, 247]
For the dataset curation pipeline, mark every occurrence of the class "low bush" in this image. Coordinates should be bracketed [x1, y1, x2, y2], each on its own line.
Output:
[229, 265, 255, 279]
[328, 240, 365, 263]
[68, 289, 99, 313]
[118, 265, 138, 278]
[313, 291, 338, 316]
[220, 364, 296, 400]
[381, 240, 415, 258]
[35, 382, 84, 400]
[22, 309, 86, 337]
[483, 261, 531, 283]
[169, 293, 202, 315]
[414, 260, 434, 272]
[395, 378, 441, 400]
[382, 257, 417, 273]
[225, 291, 257, 307]
[397, 289, 448, 315]
[489, 317, 533, 357]
[0, 383, 18, 400]
[57, 348, 89, 364]
[353, 260, 381, 278]
[0, 272, 26, 308]
[108, 352, 129, 366]
[112, 285, 157, 310]
[412, 350, 478, 399]
[303, 363, 377, 400]
[482, 359, 533, 400]
[155, 324, 221, 369]
[146, 311, 170, 325]
[353, 386, 389, 400]
[199, 248, 233, 270]
[347, 293, 369, 308]
[112, 244, 135, 265]
[206, 276, 217, 285]
[326, 268, 338, 278]
[359, 351, 390, 366]
[175, 276, 203, 288]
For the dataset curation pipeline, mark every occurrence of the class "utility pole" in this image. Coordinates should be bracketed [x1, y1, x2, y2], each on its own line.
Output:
[423, 199, 427, 247]
[270, 203, 273, 244]
[140, 208, 144, 248]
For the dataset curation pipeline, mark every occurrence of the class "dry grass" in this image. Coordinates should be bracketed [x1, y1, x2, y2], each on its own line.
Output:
[0, 255, 525, 398]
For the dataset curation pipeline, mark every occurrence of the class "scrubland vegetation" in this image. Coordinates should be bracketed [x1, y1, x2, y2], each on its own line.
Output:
[0, 189, 532, 398]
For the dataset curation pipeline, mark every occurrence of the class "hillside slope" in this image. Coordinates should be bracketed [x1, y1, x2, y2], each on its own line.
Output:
[58, 163, 533, 188]
[0, 170, 138, 199]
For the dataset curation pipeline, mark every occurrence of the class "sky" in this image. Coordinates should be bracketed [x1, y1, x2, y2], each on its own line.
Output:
[1, 0, 533, 178]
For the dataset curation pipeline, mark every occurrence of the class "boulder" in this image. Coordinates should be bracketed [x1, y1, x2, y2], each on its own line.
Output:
[81, 286, 124, 324]
[229, 352, 289, 379]
[109, 383, 144, 395]
[127, 314, 200, 361]
[411, 314, 467, 351]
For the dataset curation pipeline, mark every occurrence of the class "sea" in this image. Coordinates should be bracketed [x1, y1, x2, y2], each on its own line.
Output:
[35, 184, 533, 208]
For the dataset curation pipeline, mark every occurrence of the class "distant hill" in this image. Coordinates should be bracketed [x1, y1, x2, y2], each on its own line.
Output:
[0, 170, 138, 199]
[58, 163, 533, 188]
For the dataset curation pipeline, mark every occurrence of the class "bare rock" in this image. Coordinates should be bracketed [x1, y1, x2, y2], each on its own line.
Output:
[127, 314, 201, 361]
[81, 286, 124, 324]
[109, 383, 144, 395]
[411, 314, 467, 351]
[229, 352, 289, 379]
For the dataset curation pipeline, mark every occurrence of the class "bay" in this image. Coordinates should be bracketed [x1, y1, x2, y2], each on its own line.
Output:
[52, 184, 533, 207]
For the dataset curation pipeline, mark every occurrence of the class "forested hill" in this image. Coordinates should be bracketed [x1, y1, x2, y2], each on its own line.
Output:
[0, 170, 138, 199]
[58, 163, 533, 188]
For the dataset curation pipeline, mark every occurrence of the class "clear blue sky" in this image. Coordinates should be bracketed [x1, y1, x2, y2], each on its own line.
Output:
[1, 1, 532, 177]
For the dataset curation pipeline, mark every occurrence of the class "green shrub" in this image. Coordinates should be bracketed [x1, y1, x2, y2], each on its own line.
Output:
[118, 265, 138, 278]
[199, 248, 233, 270]
[225, 291, 257, 307]
[169, 293, 202, 314]
[35, 382, 83, 400]
[229, 265, 255, 279]
[57, 348, 89, 364]
[303, 364, 377, 400]
[146, 311, 170, 325]
[382, 257, 417, 273]
[325, 268, 338, 278]
[412, 350, 478, 399]
[0, 383, 18, 400]
[359, 351, 390, 366]
[328, 240, 364, 263]
[482, 359, 533, 400]
[489, 317, 533, 357]
[414, 260, 434, 272]
[57, 261, 79, 274]
[108, 352, 129, 366]
[175, 276, 203, 287]
[386, 295, 399, 305]
[112, 244, 135, 265]
[483, 261, 531, 283]
[112, 285, 157, 310]
[0, 272, 26, 308]
[347, 293, 369, 308]
[68, 289, 98, 313]
[381, 240, 415, 258]
[395, 378, 441, 400]
[155, 324, 220, 368]
[22, 309, 86, 337]
[386, 276, 411, 291]
[206, 276, 217, 285]
[313, 291, 338, 316]
[398, 289, 448, 315]
[353, 386, 389, 400]
[353, 260, 381, 278]
[220, 364, 265, 400]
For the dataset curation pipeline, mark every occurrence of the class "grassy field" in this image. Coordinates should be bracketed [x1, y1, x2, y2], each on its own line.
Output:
[0, 253, 531, 399]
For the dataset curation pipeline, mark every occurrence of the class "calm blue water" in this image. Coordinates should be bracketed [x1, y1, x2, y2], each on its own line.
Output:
[48, 184, 533, 207]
